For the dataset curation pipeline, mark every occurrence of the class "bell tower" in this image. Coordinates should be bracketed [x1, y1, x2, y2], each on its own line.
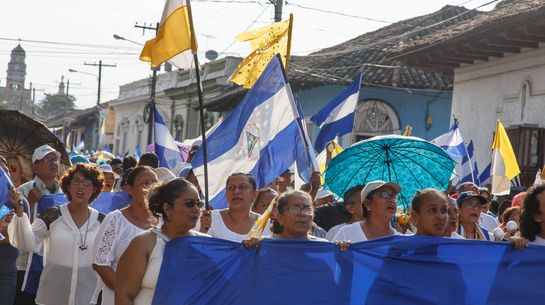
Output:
[6, 44, 26, 90]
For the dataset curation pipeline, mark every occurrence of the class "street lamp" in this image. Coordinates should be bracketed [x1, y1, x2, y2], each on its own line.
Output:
[68, 68, 102, 107]
[113, 34, 144, 46]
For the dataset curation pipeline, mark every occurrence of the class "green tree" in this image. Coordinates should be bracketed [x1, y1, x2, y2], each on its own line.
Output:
[39, 93, 76, 117]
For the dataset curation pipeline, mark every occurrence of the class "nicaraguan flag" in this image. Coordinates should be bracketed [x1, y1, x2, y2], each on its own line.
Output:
[154, 108, 184, 169]
[192, 55, 301, 208]
[294, 98, 318, 183]
[479, 162, 491, 186]
[431, 121, 467, 159]
[459, 141, 479, 184]
[311, 72, 361, 153]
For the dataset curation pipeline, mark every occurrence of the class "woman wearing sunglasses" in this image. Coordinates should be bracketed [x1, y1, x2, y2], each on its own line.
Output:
[333, 180, 403, 243]
[92, 166, 159, 305]
[116, 178, 208, 305]
[8, 163, 105, 305]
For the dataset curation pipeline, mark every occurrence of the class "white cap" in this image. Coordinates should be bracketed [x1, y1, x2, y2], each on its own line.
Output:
[360, 180, 401, 202]
[32, 144, 61, 163]
[154, 167, 176, 183]
[315, 188, 335, 200]
[99, 164, 119, 178]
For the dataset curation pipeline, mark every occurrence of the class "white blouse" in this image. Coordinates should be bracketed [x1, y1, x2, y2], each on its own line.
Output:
[207, 209, 271, 242]
[8, 204, 103, 305]
[332, 221, 402, 242]
[92, 210, 145, 305]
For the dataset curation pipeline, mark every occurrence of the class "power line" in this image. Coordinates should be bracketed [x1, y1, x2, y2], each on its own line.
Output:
[285, 1, 393, 23]
[0, 37, 141, 50]
[219, 5, 270, 56]
[298, 0, 502, 58]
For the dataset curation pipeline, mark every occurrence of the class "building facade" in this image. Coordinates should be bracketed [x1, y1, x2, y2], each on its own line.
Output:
[110, 56, 241, 156]
[392, 0, 545, 186]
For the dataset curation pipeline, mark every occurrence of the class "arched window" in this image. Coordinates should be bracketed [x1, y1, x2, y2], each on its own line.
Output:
[353, 99, 400, 142]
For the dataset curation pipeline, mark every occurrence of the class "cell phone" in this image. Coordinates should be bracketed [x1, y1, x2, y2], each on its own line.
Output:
[0, 205, 11, 219]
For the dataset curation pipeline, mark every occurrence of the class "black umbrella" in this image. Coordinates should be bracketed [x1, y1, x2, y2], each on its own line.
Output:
[0, 110, 70, 172]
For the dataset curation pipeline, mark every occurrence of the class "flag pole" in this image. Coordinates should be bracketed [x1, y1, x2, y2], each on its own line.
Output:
[186, 0, 210, 208]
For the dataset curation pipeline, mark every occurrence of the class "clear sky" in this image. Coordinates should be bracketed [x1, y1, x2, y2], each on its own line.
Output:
[0, 0, 497, 110]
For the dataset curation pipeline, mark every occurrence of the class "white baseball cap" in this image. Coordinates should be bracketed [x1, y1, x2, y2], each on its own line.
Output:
[99, 164, 119, 178]
[32, 144, 61, 163]
[315, 188, 335, 200]
[360, 180, 401, 202]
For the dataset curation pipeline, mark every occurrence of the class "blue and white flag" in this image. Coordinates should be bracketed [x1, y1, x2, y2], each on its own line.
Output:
[479, 162, 491, 186]
[294, 98, 318, 183]
[311, 72, 362, 153]
[0, 167, 14, 208]
[135, 145, 142, 160]
[460, 141, 479, 185]
[192, 55, 301, 208]
[154, 108, 184, 169]
[431, 122, 467, 160]
[76, 140, 85, 153]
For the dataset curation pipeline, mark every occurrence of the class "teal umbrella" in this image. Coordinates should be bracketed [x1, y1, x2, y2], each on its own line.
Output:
[324, 135, 456, 209]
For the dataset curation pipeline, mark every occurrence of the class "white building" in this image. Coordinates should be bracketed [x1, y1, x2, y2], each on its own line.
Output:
[391, 0, 545, 187]
[110, 56, 241, 156]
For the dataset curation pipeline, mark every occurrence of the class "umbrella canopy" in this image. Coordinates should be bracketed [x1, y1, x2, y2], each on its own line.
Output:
[93, 150, 115, 160]
[324, 135, 456, 209]
[0, 111, 70, 175]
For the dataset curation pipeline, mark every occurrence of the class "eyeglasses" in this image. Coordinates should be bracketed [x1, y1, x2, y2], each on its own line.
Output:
[461, 201, 481, 209]
[71, 178, 93, 186]
[285, 205, 313, 215]
[181, 199, 204, 209]
[376, 191, 398, 201]
[40, 157, 59, 164]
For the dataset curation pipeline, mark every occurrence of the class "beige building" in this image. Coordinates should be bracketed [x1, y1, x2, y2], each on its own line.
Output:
[110, 56, 241, 155]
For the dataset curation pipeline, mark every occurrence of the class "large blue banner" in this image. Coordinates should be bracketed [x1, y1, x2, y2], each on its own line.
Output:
[153, 236, 545, 305]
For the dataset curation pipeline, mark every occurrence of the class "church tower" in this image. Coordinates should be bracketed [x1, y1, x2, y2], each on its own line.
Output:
[6, 44, 26, 90]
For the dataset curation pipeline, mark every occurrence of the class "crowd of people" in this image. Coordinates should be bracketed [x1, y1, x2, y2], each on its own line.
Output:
[0, 143, 544, 305]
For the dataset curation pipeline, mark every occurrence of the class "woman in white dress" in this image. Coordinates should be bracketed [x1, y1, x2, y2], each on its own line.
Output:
[8, 163, 105, 305]
[92, 166, 159, 305]
[333, 180, 402, 243]
[208, 173, 270, 242]
[115, 178, 209, 305]
[520, 184, 545, 246]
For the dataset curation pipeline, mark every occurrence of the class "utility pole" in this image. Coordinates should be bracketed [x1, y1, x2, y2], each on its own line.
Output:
[271, 0, 283, 22]
[84, 60, 116, 107]
[135, 22, 160, 145]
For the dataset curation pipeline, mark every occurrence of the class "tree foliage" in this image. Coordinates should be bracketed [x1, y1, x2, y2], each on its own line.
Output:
[39, 93, 76, 117]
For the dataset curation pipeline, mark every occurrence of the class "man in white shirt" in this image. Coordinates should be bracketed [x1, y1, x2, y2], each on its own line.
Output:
[15, 144, 64, 304]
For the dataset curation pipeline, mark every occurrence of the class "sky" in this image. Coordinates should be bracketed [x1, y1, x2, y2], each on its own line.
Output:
[0, 0, 498, 110]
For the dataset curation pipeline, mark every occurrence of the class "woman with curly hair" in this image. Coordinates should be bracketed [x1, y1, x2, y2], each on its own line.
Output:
[520, 184, 545, 246]
[8, 163, 105, 305]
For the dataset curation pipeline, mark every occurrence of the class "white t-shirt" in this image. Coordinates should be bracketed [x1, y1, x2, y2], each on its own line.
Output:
[332, 221, 401, 242]
[530, 235, 545, 246]
[450, 232, 465, 239]
[325, 223, 348, 241]
[208, 209, 272, 242]
[479, 212, 499, 232]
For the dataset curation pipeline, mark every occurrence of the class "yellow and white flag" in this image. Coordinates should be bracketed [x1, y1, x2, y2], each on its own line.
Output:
[316, 140, 343, 184]
[140, 0, 198, 69]
[229, 14, 293, 89]
[490, 120, 520, 195]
